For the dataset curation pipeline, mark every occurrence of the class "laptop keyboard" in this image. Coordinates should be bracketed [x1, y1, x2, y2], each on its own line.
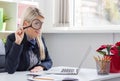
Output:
[61, 68, 75, 73]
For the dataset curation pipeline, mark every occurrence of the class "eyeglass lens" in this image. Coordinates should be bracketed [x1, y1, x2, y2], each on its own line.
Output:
[23, 19, 42, 30]
[32, 19, 42, 29]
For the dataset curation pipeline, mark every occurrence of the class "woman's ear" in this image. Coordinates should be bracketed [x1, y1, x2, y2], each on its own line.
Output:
[23, 21, 29, 26]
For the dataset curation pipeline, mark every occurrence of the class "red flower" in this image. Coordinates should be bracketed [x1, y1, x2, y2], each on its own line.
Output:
[115, 42, 120, 46]
[110, 46, 119, 55]
[111, 42, 120, 56]
[96, 44, 112, 56]
[96, 45, 107, 51]
[97, 42, 120, 56]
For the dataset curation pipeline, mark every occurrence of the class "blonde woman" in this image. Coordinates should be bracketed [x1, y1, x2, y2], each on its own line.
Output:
[5, 6, 53, 74]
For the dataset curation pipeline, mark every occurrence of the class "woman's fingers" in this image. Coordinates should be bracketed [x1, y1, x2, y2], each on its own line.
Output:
[17, 27, 24, 35]
[15, 27, 24, 45]
[30, 66, 44, 72]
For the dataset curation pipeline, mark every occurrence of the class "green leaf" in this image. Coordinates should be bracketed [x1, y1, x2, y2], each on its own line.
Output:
[2, 38, 6, 44]
[97, 51, 106, 56]
[3, 14, 11, 22]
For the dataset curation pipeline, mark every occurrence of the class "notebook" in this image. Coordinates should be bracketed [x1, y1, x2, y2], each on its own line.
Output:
[45, 46, 92, 75]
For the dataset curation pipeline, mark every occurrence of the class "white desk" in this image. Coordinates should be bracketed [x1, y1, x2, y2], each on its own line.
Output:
[0, 68, 120, 81]
[78, 68, 120, 81]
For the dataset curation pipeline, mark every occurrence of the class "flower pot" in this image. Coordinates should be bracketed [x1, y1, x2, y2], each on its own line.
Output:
[105, 55, 120, 73]
[2, 22, 6, 31]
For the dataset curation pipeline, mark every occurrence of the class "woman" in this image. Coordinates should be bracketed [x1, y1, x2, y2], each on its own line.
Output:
[5, 6, 53, 74]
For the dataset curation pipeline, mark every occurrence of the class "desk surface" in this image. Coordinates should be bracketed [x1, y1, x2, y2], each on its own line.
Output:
[0, 68, 120, 81]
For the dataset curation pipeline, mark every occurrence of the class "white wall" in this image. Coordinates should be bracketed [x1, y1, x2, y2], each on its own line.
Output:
[43, 33, 116, 68]
[35, 0, 53, 30]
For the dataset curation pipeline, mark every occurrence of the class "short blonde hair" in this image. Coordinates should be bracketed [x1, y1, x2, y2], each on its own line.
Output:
[20, 6, 45, 60]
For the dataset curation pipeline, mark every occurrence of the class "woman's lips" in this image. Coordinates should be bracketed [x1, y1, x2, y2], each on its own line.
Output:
[35, 31, 40, 34]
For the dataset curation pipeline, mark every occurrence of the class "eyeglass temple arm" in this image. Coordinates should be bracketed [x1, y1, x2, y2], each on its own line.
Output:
[23, 26, 31, 30]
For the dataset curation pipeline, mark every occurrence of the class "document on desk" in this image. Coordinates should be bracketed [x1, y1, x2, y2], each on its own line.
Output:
[27, 71, 44, 76]
[27, 74, 79, 81]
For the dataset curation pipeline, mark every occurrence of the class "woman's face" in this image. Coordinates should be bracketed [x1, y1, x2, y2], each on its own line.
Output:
[24, 16, 44, 38]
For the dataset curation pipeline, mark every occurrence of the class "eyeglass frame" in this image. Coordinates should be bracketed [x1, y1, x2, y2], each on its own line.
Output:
[23, 19, 43, 30]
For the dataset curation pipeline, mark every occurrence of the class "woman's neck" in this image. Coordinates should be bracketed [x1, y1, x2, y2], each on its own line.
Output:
[25, 33, 35, 41]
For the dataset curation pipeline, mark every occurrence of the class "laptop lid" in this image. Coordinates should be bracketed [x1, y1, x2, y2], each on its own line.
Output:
[45, 46, 92, 75]
[76, 46, 92, 74]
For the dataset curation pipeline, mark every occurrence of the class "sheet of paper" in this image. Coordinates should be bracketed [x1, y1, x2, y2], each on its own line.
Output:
[27, 74, 79, 81]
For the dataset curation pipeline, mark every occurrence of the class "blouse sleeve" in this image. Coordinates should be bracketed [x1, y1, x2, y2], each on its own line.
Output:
[5, 34, 23, 74]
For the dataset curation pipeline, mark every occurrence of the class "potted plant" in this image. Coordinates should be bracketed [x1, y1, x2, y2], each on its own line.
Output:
[95, 44, 112, 75]
[2, 14, 11, 31]
[96, 42, 120, 73]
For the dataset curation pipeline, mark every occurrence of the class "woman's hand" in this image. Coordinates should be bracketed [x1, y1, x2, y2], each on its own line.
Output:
[30, 66, 44, 72]
[15, 27, 24, 45]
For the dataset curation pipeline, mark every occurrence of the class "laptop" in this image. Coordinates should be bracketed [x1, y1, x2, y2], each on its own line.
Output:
[45, 46, 92, 75]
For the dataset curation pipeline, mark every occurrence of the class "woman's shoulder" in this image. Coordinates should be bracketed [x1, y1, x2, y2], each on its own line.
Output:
[41, 36, 44, 40]
[41, 36, 45, 42]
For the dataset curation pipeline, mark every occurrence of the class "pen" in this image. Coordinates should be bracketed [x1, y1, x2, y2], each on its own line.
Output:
[98, 56, 101, 61]
[93, 56, 98, 62]
[34, 77, 54, 80]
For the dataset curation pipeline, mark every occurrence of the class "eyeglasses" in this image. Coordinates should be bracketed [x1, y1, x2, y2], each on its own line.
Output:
[23, 19, 43, 30]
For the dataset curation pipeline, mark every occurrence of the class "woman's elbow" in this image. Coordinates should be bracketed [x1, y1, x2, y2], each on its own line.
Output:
[5, 61, 16, 74]
[5, 67, 16, 74]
